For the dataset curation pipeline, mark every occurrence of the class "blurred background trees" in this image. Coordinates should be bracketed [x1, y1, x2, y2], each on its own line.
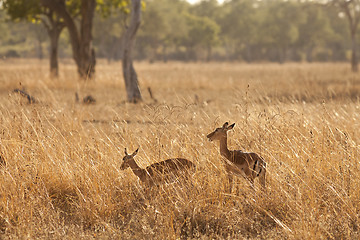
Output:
[0, 0, 358, 67]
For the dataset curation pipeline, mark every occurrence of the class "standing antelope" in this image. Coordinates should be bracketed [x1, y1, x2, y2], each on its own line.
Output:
[207, 122, 266, 190]
[120, 147, 196, 186]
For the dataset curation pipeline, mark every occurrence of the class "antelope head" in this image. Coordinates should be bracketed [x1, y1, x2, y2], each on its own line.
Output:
[207, 122, 235, 141]
[120, 147, 139, 170]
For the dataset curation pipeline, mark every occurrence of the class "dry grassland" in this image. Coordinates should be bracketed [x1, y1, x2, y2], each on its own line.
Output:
[0, 59, 360, 239]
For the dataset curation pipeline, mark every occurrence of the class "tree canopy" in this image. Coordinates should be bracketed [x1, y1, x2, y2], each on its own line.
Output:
[0, 0, 359, 64]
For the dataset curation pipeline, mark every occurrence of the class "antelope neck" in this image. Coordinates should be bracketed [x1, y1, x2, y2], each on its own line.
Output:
[219, 135, 231, 160]
[128, 159, 146, 179]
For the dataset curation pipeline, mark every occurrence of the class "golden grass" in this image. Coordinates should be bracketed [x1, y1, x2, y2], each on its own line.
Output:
[0, 59, 359, 239]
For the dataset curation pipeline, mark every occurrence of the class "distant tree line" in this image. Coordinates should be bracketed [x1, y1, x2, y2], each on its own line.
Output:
[0, 0, 359, 66]
[135, 0, 352, 64]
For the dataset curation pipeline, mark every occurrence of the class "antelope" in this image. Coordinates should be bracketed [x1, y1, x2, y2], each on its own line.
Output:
[120, 147, 196, 186]
[207, 122, 266, 190]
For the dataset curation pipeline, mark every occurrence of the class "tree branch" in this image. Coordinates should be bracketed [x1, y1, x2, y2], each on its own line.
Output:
[40, 0, 81, 65]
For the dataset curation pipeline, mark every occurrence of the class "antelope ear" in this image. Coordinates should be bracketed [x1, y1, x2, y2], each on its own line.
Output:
[222, 122, 229, 129]
[132, 147, 139, 157]
[124, 148, 128, 156]
[227, 123, 235, 130]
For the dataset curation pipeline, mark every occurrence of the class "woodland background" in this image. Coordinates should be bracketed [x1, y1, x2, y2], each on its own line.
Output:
[0, 0, 356, 64]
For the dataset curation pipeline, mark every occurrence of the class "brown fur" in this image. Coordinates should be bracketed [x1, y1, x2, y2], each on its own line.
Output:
[121, 148, 195, 186]
[207, 122, 266, 190]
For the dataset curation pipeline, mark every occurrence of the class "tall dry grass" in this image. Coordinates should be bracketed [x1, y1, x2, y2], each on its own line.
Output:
[0, 59, 359, 239]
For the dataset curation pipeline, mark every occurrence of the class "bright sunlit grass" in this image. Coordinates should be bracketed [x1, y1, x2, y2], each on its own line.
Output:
[0, 59, 359, 239]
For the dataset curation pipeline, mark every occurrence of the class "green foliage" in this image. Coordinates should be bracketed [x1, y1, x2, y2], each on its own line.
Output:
[0, 9, 39, 57]
[262, 1, 305, 48]
[96, 0, 130, 17]
[0, 0, 358, 62]
[297, 4, 333, 48]
[190, 0, 220, 20]
[93, 11, 125, 60]
[183, 13, 220, 48]
[219, 0, 261, 58]
[136, 0, 189, 60]
[2, 0, 42, 22]
[138, 1, 166, 48]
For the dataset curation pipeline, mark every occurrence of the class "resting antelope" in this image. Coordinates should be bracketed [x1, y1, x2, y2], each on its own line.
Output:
[207, 122, 266, 190]
[120, 148, 196, 186]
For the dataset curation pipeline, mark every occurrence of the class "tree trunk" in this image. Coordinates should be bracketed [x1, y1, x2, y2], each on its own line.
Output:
[37, 39, 43, 60]
[122, 0, 142, 103]
[162, 44, 168, 63]
[48, 22, 64, 78]
[306, 46, 313, 62]
[78, 0, 96, 79]
[278, 47, 286, 64]
[42, 9, 65, 78]
[245, 43, 252, 62]
[340, 1, 359, 72]
[351, 32, 358, 72]
[49, 29, 60, 77]
[41, 0, 96, 80]
[206, 44, 212, 62]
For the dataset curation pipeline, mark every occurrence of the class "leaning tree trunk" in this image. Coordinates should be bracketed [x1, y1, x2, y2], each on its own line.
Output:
[122, 0, 142, 103]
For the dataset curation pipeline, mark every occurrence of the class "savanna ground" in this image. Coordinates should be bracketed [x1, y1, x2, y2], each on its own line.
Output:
[0, 59, 360, 239]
